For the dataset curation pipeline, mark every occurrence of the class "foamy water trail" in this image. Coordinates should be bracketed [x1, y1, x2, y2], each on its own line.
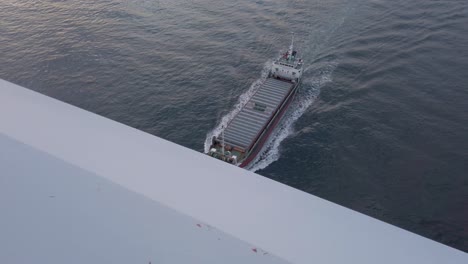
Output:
[204, 60, 272, 153]
[246, 62, 337, 172]
[204, 59, 336, 171]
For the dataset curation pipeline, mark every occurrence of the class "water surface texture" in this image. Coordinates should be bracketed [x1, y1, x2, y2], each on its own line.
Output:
[1, 0, 467, 252]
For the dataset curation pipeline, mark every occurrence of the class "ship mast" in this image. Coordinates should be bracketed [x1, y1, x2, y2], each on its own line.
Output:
[289, 32, 294, 61]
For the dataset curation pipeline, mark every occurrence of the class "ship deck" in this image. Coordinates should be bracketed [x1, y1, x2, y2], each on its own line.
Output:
[220, 78, 293, 151]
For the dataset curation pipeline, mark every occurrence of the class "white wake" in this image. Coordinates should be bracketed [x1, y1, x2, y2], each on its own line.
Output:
[204, 59, 336, 171]
[246, 62, 337, 172]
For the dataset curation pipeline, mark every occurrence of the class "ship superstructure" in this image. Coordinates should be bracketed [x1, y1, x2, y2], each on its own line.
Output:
[208, 35, 303, 167]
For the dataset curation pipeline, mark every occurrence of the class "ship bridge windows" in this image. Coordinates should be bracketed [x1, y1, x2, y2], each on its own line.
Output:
[278, 62, 293, 67]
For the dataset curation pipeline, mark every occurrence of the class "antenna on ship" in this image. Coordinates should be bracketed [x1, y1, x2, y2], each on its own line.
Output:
[289, 32, 294, 60]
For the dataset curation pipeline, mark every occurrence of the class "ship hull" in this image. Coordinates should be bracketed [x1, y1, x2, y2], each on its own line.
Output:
[207, 41, 304, 168]
[239, 80, 299, 167]
[207, 77, 301, 167]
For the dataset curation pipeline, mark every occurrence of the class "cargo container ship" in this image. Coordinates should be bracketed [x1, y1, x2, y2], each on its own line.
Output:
[208, 36, 303, 167]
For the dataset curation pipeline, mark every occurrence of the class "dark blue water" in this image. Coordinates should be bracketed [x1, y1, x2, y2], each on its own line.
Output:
[1, 0, 467, 252]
